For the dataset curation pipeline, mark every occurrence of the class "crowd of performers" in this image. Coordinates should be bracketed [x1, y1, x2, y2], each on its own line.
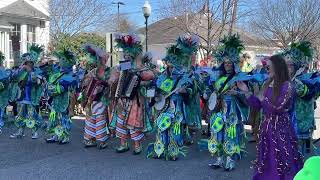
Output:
[0, 33, 319, 178]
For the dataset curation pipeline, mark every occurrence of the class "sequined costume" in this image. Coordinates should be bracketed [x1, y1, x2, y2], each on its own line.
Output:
[247, 81, 303, 180]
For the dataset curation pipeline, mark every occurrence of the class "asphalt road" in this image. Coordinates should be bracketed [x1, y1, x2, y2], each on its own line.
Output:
[0, 117, 256, 180]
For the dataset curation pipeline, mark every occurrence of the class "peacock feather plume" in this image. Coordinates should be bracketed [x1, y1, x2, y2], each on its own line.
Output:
[214, 34, 245, 64]
[283, 40, 314, 66]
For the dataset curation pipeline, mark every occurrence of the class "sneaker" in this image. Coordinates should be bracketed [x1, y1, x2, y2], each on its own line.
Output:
[10, 128, 24, 138]
[46, 135, 58, 143]
[132, 146, 142, 155]
[209, 156, 224, 169]
[224, 156, 235, 171]
[84, 140, 97, 148]
[58, 137, 70, 145]
[116, 144, 130, 153]
[32, 131, 39, 139]
[97, 142, 108, 150]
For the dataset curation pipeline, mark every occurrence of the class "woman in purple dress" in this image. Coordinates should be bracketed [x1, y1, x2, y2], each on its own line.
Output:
[242, 55, 303, 180]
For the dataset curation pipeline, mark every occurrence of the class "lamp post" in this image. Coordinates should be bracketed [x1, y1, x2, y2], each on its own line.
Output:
[142, 1, 151, 52]
[112, 1, 125, 32]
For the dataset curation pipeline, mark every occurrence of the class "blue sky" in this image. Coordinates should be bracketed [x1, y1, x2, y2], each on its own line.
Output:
[109, 0, 163, 28]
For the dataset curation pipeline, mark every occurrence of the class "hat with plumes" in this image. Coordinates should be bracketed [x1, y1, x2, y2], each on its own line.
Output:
[115, 33, 142, 59]
[214, 34, 245, 64]
[82, 43, 108, 66]
[163, 34, 200, 68]
[176, 34, 200, 56]
[21, 43, 44, 63]
[0, 51, 4, 65]
[54, 49, 76, 69]
[282, 41, 314, 66]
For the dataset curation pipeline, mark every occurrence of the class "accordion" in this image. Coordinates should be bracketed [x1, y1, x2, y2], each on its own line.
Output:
[115, 70, 140, 99]
[82, 77, 106, 107]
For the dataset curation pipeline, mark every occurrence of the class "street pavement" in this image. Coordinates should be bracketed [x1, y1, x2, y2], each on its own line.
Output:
[0, 109, 319, 180]
[0, 117, 255, 180]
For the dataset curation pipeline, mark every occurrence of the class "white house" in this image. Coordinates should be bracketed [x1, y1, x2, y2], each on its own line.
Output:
[0, 0, 50, 68]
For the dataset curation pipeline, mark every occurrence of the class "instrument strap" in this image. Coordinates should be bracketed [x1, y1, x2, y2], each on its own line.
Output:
[217, 74, 234, 94]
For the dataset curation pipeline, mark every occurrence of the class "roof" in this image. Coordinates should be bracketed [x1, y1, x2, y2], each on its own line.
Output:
[0, 20, 13, 29]
[0, 0, 49, 20]
[139, 14, 272, 48]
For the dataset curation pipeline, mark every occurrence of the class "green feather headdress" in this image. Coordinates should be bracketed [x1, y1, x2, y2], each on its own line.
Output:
[115, 33, 142, 59]
[81, 44, 107, 66]
[163, 35, 199, 68]
[283, 41, 314, 66]
[0, 51, 4, 65]
[54, 49, 76, 68]
[21, 43, 44, 63]
[176, 35, 199, 56]
[214, 34, 245, 64]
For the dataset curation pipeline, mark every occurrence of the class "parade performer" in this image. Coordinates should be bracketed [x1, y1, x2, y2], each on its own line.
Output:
[283, 41, 317, 154]
[45, 49, 78, 144]
[110, 34, 155, 155]
[146, 35, 200, 160]
[0, 51, 10, 134]
[80, 44, 111, 149]
[10, 44, 44, 139]
[244, 55, 303, 180]
[207, 34, 249, 171]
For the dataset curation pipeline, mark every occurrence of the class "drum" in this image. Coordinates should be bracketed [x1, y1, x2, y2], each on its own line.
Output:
[208, 92, 217, 111]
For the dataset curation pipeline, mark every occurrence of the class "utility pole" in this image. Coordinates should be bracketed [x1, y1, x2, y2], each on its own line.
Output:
[229, 0, 238, 35]
[112, 2, 125, 32]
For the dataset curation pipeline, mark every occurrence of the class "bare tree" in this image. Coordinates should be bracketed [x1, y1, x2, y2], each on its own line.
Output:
[157, 0, 251, 61]
[50, 0, 112, 41]
[250, 0, 320, 48]
[97, 15, 138, 34]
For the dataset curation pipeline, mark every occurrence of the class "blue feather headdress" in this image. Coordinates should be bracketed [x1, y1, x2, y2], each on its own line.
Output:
[214, 34, 245, 64]
[21, 43, 44, 64]
[54, 49, 76, 69]
[282, 41, 314, 66]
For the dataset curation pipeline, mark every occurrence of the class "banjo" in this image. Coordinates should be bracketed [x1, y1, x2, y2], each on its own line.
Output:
[154, 86, 184, 111]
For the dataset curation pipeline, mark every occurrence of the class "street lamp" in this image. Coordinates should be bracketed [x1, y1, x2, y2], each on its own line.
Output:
[142, 1, 151, 52]
[112, 1, 125, 32]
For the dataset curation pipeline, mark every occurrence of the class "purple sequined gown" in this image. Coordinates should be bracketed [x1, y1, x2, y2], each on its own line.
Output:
[247, 81, 303, 180]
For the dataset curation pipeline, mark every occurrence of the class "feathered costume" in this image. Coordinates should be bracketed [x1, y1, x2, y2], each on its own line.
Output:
[10, 44, 44, 139]
[206, 34, 248, 170]
[45, 49, 78, 144]
[146, 35, 201, 160]
[283, 41, 317, 155]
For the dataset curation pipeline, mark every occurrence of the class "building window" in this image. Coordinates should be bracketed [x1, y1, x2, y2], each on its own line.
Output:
[27, 25, 36, 48]
[9, 23, 21, 59]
